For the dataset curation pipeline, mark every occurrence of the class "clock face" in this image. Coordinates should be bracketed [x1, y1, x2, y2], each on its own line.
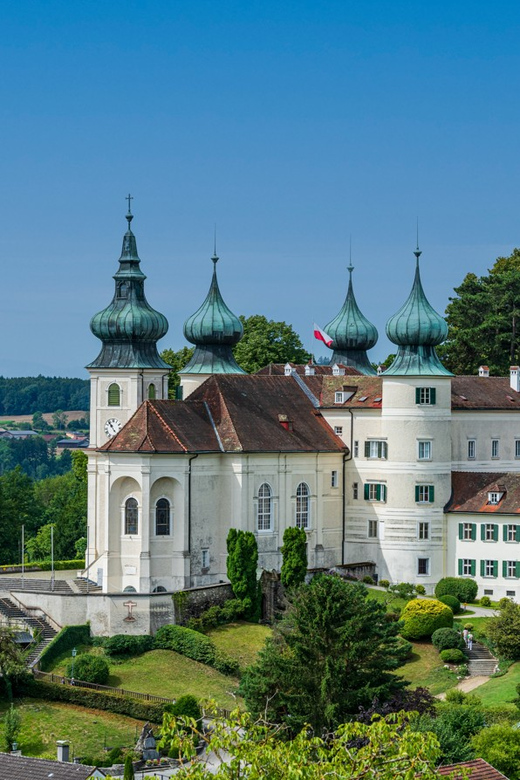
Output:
[104, 418, 122, 437]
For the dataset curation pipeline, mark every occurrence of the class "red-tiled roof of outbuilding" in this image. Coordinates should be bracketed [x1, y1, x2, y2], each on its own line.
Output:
[438, 758, 509, 780]
[452, 376, 520, 409]
[447, 472, 520, 514]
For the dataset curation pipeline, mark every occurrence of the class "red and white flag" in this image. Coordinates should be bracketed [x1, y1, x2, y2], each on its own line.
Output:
[313, 323, 333, 347]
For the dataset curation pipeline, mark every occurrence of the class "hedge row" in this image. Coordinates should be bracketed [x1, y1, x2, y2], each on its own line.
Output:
[39, 625, 91, 672]
[0, 559, 85, 573]
[187, 599, 247, 633]
[15, 676, 166, 722]
[154, 624, 239, 676]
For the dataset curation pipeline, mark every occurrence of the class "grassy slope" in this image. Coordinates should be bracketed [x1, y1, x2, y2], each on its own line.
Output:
[476, 663, 520, 707]
[400, 642, 459, 695]
[207, 622, 271, 669]
[0, 698, 145, 760]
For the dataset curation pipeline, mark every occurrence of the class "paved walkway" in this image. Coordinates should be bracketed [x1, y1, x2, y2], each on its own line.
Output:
[436, 674, 490, 700]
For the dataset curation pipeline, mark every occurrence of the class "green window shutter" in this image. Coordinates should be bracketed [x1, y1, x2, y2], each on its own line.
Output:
[516, 526, 520, 543]
[376, 484, 381, 501]
[364, 484, 369, 500]
[503, 560, 508, 578]
[429, 485, 434, 503]
[493, 560, 498, 578]
[108, 383, 120, 406]
[415, 388, 421, 404]
[416, 486, 421, 503]
[382, 485, 387, 502]
[458, 559, 463, 575]
[430, 388, 436, 405]
[493, 525, 499, 542]
[516, 562, 520, 578]
[481, 524, 486, 541]
[471, 559, 476, 576]
[504, 525, 508, 542]
[175, 385, 183, 400]
[382, 441, 388, 458]
[480, 560, 485, 577]
[364, 441, 370, 457]
[458, 523, 463, 540]
[471, 524, 476, 541]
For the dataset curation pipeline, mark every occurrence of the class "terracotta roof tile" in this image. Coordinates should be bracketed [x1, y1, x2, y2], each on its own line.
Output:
[447, 472, 520, 514]
[256, 363, 362, 376]
[439, 758, 509, 780]
[452, 376, 520, 410]
[0, 752, 104, 779]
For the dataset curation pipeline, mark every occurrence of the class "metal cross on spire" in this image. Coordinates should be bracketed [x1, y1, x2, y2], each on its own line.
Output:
[126, 193, 134, 214]
[414, 217, 422, 261]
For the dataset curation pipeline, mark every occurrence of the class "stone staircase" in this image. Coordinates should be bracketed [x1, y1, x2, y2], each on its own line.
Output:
[0, 597, 58, 668]
[73, 577, 102, 593]
[0, 577, 73, 594]
[467, 641, 497, 677]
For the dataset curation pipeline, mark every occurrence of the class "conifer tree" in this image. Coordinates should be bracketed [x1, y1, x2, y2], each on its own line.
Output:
[280, 526, 307, 589]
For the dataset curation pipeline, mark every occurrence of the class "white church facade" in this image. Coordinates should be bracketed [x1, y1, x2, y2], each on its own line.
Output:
[80, 209, 520, 614]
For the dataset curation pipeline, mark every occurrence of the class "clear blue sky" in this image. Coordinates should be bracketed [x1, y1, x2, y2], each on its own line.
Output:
[1, 0, 519, 377]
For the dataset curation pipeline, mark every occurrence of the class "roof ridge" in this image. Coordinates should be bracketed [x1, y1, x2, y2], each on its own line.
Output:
[148, 401, 187, 452]
[211, 380, 243, 450]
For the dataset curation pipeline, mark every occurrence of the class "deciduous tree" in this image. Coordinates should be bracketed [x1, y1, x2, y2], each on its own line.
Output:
[161, 347, 195, 397]
[233, 315, 311, 373]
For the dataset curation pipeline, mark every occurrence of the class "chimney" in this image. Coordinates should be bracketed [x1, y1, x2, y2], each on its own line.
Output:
[510, 366, 520, 392]
[57, 741, 70, 762]
[479, 366, 490, 377]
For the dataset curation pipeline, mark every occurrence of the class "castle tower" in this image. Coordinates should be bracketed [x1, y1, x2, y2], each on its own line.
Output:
[87, 202, 169, 447]
[323, 263, 378, 374]
[179, 249, 245, 397]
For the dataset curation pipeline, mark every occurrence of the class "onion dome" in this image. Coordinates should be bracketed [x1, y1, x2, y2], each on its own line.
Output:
[323, 263, 378, 375]
[384, 246, 452, 376]
[87, 202, 169, 370]
[181, 251, 246, 375]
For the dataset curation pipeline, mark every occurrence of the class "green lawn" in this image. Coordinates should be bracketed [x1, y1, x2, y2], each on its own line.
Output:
[453, 616, 491, 640]
[0, 698, 145, 760]
[207, 622, 271, 669]
[476, 663, 520, 707]
[400, 642, 459, 695]
[365, 587, 409, 612]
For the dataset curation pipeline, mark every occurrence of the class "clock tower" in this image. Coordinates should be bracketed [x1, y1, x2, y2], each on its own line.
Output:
[87, 201, 170, 448]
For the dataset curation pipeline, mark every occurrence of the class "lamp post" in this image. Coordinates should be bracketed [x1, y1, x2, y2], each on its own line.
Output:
[71, 647, 77, 682]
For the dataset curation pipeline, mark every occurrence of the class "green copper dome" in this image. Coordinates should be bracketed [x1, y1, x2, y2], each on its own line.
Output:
[182, 253, 246, 375]
[324, 264, 378, 375]
[384, 248, 452, 376]
[87, 208, 169, 370]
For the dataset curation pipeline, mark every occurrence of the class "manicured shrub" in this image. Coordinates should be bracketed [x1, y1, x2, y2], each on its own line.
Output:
[480, 596, 492, 607]
[379, 579, 390, 589]
[213, 652, 240, 676]
[67, 654, 110, 685]
[435, 577, 478, 603]
[439, 594, 461, 613]
[432, 627, 465, 652]
[39, 625, 91, 672]
[154, 624, 216, 664]
[281, 527, 308, 589]
[164, 694, 202, 721]
[388, 582, 417, 602]
[415, 585, 426, 595]
[400, 599, 453, 640]
[362, 575, 374, 585]
[440, 648, 466, 664]
[104, 634, 154, 656]
[499, 597, 511, 609]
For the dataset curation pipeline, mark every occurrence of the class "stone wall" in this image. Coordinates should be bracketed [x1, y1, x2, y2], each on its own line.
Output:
[173, 582, 234, 625]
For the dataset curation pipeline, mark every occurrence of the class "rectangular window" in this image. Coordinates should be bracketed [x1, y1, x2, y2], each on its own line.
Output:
[415, 485, 434, 503]
[334, 426, 343, 435]
[364, 440, 388, 459]
[331, 470, 338, 488]
[505, 524, 520, 543]
[416, 387, 436, 405]
[505, 560, 519, 579]
[417, 558, 430, 575]
[353, 441, 359, 457]
[488, 492, 500, 505]
[491, 439, 499, 459]
[418, 440, 432, 460]
[201, 549, 209, 569]
[484, 589, 494, 595]
[364, 483, 387, 502]
[368, 519, 378, 538]
[352, 482, 358, 499]
[334, 391, 344, 404]
[468, 439, 476, 460]
[482, 523, 498, 542]
[483, 559, 498, 577]
[418, 522, 429, 540]
[516, 440, 520, 459]
[507, 590, 516, 597]
[460, 558, 476, 576]
[459, 522, 476, 541]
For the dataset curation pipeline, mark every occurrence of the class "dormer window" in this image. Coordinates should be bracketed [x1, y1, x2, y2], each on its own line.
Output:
[335, 391, 345, 404]
[332, 364, 345, 376]
[284, 363, 292, 376]
[488, 491, 503, 505]
[304, 363, 315, 376]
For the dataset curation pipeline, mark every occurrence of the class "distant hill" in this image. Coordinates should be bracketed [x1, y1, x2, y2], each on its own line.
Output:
[0, 377, 89, 415]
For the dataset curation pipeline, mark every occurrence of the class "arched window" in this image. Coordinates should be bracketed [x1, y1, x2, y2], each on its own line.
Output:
[125, 497, 138, 535]
[296, 482, 310, 529]
[148, 383, 156, 400]
[117, 282, 129, 298]
[123, 585, 137, 593]
[155, 498, 170, 536]
[108, 383, 120, 406]
[152, 585, 167, 593]
[257, 483, 272, 531]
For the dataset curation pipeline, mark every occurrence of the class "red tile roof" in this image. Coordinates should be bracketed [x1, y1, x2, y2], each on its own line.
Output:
[257, 363, 362, 376]
[452, 376, 520, 410]
[447, 472, 520, 514]
[439, 758, 509, 780]
[100, 375, 346, 454]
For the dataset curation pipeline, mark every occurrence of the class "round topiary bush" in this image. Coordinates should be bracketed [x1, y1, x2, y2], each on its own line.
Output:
[435, 577, 478, 603]
[440, 648, 466, 664]
[438, 594, 461, 613]
[499, 597, 511, 609]
[362, 575, 374, 584]
[415, 584, 426, 595]
[67, 653, 110, 685]
[480, 596, 491, 607]
[379, 579, 390, 589]
[400, 599, 453, 640]
[431, 627, 465, 651]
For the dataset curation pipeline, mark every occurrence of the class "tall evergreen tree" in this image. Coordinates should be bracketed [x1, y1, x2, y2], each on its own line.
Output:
[280, 526, 307, 589]
[226, 528, 259, 618]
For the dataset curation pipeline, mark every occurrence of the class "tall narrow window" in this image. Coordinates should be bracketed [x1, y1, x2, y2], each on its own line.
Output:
[331, 471, 338, 488]
[155, 498, 170, 536]
[148, 383, 156, 400]
[468, 440, 476, 459]
[257, 483, 272, 531]
[418, 440, 432, 460]
[295, 483, 310, 529]
[491, 439, 499, 459]
[125, 498, 138, 535]
[108, 383, 120, 406]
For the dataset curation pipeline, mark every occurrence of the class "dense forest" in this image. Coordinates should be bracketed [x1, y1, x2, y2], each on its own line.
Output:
[0, 376, 89, 415]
